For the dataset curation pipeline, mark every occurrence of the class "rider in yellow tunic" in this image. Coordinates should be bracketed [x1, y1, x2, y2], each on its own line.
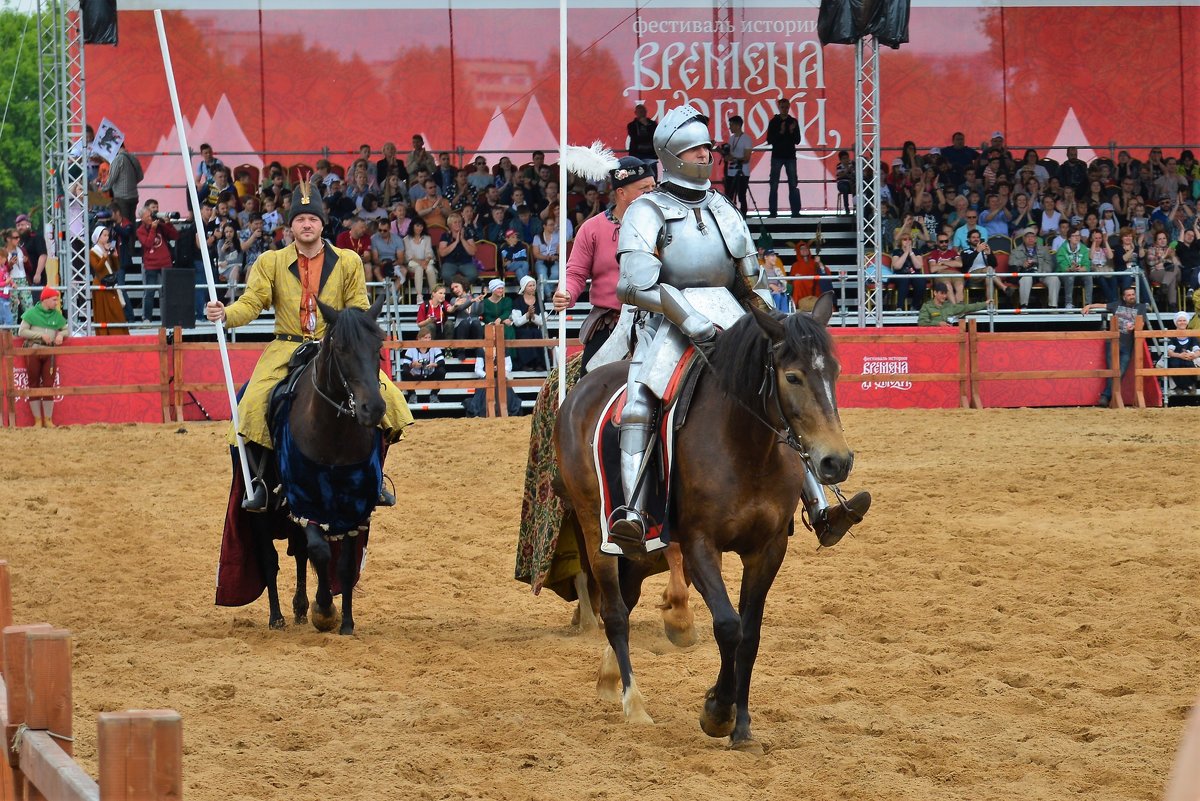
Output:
[205, 178, 413, 505]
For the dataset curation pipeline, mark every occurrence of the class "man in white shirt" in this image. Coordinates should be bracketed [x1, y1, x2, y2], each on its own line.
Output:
[722, 115, 752, 216]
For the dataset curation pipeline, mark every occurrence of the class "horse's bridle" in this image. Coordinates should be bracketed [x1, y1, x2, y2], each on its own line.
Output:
[309, 336, 374, 418]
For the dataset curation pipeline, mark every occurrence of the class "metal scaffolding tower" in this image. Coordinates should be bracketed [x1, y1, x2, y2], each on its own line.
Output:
[36, 0, 89, 335]
[854, 35, 883, 327]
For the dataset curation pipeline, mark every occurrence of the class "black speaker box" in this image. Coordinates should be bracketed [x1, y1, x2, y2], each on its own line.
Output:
[81, 0, 118, 45]
[161, 268, 195, 329]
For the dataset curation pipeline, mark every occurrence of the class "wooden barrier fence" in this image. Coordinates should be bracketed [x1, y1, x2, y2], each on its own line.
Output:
[0, 561, 182, 801]
[1132, 318, 1200, 408]
[0, 331, 172, 427]
[834, 322, 973, 408]
[966, 317, 1123, 409]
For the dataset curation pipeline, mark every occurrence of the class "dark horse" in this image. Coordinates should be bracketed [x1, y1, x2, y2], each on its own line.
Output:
[554, 293, 855, 752]
[248, 295, 388, 636]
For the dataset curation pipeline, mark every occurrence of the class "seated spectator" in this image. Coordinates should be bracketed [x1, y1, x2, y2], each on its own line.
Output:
[499, 228, 530, 283]
[403, 219, 437, 301]
[481, 277, 515, 342]
[493, 156, 517, 191]
[445, 279, 484, 342]
[415, 285, 451, 339]
[511, 204, 542, 245]
[380, 173, 407, 208]
[237, 196, 260, 229]
[925, 232, 965, 304]
[446, 171, 476, 211]
[335, 217, 378, 286]
[977, 192, 1011, 237]
[261, 197, 282, 237]
[530, 216, 561, 302]
[390, 199, 414, 239]
[511, 275, 546, 371]
[1054, 227, 1093, 310]
[415, 180, 450, 229]
[917, 281, 991, 326]
[1146, 228, 1183, 311]
[1087, 229, 1118, 303]
[460, 204, 484, 241]
[407, 168, 431, 202]
[889, 232, 927, 312]
[951, 209, 987, 249]
[261, 171, 287, 208]
[358, 193, 388, 223]
[1175, 221, 1200, 289]
[437, 212, 478, 285]
[961, 228, 1009, 302]
[484, 204, 509, 243]
[1008, 227, 1054, 308]
[467, 156, 493, 192]
[215, 223, 242, 302]
[789, 239, 828, 308]
[376, 142, 408, 187]
[1166, 311, 1200, 392]
[1038, 194, 1062, 236]
[574, 185, 603, 228]
[756, 249, 788, 312]
[408, 135, 436, 178]
[371, 218, 405, 293]
[400, 322, 446, 403]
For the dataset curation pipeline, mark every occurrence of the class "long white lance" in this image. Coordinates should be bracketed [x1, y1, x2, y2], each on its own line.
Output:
[556, 0, 568, 403]
[154, 9, 254, 496]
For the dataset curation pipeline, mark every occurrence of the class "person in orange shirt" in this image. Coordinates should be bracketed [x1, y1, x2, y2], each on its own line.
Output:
[790, 239, 826, 308]
[415, 179, 450, 230]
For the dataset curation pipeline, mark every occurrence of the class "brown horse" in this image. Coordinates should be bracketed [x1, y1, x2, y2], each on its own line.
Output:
[554, 293, 855, 753]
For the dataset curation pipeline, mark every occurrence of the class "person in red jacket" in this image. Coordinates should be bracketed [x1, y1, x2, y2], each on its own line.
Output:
[135, 199, 178, 323]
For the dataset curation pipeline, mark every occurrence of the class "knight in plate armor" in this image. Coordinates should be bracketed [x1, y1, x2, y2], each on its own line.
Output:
[610, 104, 870, 552]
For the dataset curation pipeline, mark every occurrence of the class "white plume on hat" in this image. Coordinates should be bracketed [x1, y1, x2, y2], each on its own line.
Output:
[562, 141, 618, 183]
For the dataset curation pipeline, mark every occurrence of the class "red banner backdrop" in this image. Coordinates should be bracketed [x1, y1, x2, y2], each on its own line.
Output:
[833, 326, 964, 409]
[175, 346, 262, 422]
[90, 3, 1200, 212]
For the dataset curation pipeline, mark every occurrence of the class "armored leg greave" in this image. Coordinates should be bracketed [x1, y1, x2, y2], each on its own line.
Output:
[608, 375, 657, 552]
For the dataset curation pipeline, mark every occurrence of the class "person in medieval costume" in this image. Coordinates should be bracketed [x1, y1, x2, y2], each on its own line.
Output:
[204, 176, 413, 510]
[608, 104, 871, 552]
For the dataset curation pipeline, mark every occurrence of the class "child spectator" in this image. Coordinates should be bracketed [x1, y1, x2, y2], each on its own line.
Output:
[400, 323, 446, 403]
[415, 284, 451, 339]
[500, 229, 530, 282]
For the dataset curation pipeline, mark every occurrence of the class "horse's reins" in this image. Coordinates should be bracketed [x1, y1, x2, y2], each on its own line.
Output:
[309, 337, 363, 418]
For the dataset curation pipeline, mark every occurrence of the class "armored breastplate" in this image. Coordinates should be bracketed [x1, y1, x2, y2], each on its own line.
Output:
[658, 204, 737, 290]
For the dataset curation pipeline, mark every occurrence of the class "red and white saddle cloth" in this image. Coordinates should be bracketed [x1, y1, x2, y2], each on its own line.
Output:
[591, 347, 699, 555]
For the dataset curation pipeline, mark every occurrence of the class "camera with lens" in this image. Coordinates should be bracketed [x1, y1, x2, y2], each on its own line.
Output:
[716, 143, 731, 156]
[155, 211, 181, 221]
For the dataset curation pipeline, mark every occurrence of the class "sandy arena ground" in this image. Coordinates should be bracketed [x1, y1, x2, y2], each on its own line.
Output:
[1, 409, 1198, 800]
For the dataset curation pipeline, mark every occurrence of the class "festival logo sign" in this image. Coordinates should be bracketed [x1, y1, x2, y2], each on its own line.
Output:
[859, 355, 912, 391]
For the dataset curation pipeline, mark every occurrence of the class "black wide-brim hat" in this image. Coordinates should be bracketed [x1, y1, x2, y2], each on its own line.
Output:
[610, 156, 654, 189]
[288, 176, 328, 226]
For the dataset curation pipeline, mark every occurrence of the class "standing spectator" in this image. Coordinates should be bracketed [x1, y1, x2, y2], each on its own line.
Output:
[0, 229, 15, 326]
[942, 132, 978, 180]
[403, 219, 437, 302]
[239, 214, 270, 280]
[103, 143, 143, 223]
[135, 200, 178, 323]
[1113, 227, 1145, 292]
[400, 323, 446, 403]
[215, 223, 242, 303]
[15, 214, 47, 298]
[415, 285, 451, 339]
[765, 97, 802, 217]
[722, 114, 751, 216]
[626, 104, 657, 161]
[408, 135, 436, 177]
[531, 216, 561, 303]
[511, 274, 546, 371]
[88, 225, 124, 334]
[376, 141, 408, 187]
[1083, 285, 1148, 407]
[3, 227, 32, 318]
[1165, 311, 1200, 392]
[834, 149, 855, 215]
[17, 285, 67, 426]
[437, 212, 477, 285]
[499, 228, 530, 283]
[194, 144, 224, 196]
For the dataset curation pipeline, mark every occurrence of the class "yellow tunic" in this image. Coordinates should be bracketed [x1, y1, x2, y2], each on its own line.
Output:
[224, 241, 413, 448]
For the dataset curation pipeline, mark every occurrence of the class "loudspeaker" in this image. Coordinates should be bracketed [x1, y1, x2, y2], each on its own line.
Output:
[81, 0, 118, 45]
[161, 268, 195, 329]
[818, 0, 909, 48]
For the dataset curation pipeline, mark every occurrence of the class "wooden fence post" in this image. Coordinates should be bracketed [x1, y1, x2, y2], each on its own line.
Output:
[1108, 316, 1124, 409]
[0, 563, 10, 633]
[172, 328, 185, 423]
[493, 323, 509, 418]
[98, 711, 183, 801]
[959, 319, 972, 409]
[0, 332, 13, 428]
[23, 628, 72, 801]
[968, 319, 983, 409]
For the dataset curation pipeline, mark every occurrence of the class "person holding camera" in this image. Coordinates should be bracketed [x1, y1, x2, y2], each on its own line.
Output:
[766, 97, 802, 217]
[722, 115, 752, 216]
[135, 199, 179, 323]
[89, 225, 124, 334]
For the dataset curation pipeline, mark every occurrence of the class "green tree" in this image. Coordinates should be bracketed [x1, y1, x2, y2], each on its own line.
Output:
[0, 5, 42, 227]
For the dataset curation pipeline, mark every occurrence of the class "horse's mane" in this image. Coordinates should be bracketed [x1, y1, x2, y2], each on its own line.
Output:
[326, 305, 385, 352]
[707, 308, 833, 409]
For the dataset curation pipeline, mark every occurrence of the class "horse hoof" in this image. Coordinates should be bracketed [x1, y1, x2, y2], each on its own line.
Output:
[269, 617, 286, 630]
[700, 691, 736, 738]
[338, 623, 355, 636]
[311, 605, 340, 632]
[294, 613, 308, 625]
[730, 737, 765, 756]
[663, 619, 697, 648]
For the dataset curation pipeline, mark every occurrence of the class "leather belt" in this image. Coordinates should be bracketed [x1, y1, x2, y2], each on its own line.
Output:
[275, 334, 315, 343]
